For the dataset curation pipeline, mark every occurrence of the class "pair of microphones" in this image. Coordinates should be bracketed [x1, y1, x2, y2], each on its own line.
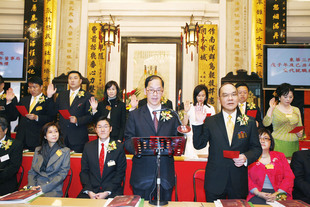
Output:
[153, 108, 191, 134]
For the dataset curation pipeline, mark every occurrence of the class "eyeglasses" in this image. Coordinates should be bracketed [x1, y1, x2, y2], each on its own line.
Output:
[259, 137, 271, 142]
[147, 89, 163, 94]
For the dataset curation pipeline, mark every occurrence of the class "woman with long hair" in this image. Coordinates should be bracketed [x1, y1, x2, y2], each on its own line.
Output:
[27, 122, 70, 197]
[90, 81, 126, 142]
[182, 84, 216, 158]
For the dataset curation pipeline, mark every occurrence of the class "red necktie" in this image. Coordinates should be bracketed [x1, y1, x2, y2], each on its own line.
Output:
[152, 111, 158, 132]
[99, 143, 105, 177]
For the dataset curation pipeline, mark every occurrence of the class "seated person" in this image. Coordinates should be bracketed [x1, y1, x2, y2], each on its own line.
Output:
[0, 117, 23, 196]
[291, 150, 310, 204]
[27, 122, 70, 197]
[247, 128, 295, 204]
[78, 117, 126, 199]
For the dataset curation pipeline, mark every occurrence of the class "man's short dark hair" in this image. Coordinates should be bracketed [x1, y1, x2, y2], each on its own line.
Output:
[218, 82, 236, 96]
[96, 116, 112, 127]
[0, 75, 4, 84]
[235, 82, 249, 91]
[0, 117, 8, 131]
[144, 75, 164, 88]
[68, 70, 82, 79]
[28, 76, 43, 86]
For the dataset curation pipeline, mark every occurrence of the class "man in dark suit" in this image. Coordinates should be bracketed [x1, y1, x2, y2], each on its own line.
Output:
[193, 83, 261, 202]
[0, 117, 23, 196]
[47, 71, 92, 153]
[235, 82, 263, 128]
[0, 75, 18, 137]
[290, 150, 310, 204]
[7, 77, 53, 151]
[78, 117, 126, 199]
[124, 75, 179, 201]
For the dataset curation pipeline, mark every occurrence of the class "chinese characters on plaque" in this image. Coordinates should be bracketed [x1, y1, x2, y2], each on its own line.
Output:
[198, 25, 218, 108]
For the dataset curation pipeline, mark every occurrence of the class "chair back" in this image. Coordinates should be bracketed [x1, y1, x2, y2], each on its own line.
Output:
[62, 168, 73, 197]
[193, 169, 206, 202]
[16, 165, 24, 190]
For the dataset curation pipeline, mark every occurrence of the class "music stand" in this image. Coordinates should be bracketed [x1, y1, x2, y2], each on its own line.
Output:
[132, 136, 185, 206]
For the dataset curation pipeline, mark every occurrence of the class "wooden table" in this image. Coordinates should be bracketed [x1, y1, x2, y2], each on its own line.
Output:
[20, 153, 207, 201]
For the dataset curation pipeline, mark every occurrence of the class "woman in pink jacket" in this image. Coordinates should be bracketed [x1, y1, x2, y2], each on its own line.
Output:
[247, 128, 295, 204]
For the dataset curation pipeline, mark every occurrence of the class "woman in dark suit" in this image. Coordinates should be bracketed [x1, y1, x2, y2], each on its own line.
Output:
[27, 122, 70, 197]
[90, 81, 126, 142]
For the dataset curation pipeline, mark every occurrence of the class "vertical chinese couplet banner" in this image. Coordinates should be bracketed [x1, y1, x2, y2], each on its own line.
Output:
[87, 23, 106, 99]
[23, 0, 44, 96]
[198, 25, 218, 109]
[42, 0, 57, 92]
[251, 0, 266, 78]
[265, 0, 286, 44]
[226, 0, 249, 73]
[57, 0, 82, 75]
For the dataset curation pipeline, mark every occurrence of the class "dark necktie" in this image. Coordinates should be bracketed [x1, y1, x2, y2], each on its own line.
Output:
[152, 111, 158, 132]
[99, 143, 105, 177]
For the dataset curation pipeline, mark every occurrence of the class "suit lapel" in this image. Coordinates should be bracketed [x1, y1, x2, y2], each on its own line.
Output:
[33, 153, 44, 171]
[90, 139, 101, 179]
[231, 110, 242, 146]
[25, 96, 32, 111]
[71, 89, 83, 108]
[46, 149, 62, 168]
[31, 95, 44, 114]
[142, 106, 156, 134]
[216, 112, 230, 146]
[102, 149, 113, 179]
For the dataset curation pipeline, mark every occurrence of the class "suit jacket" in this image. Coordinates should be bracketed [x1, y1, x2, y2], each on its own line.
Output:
[0, 137, 23, 196]
[244, 102, 263, 129]
[9, 94, 54, 150]
[291, 150, 310, 203]
[247, 151, 295, 201]
[93, 99, 126, 141]
[27, 146, 70, 197]
[53, 89, 92, 147]
[80, 139, 126, 197]
[138, 98, 173, 110]
[192, 110, 262, 198]
[124, 105, 179, 190]
[0, 94, 18, 137]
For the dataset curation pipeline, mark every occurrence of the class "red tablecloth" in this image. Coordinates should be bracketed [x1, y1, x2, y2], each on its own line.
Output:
[20, 153, 207, 202]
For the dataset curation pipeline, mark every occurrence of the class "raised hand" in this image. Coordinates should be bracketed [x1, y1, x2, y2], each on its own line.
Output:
[5, 88, 15, 103]
[130, 94, 139, 110]
[47, 83, 57, 98]
[184, 100, 191, 113]
[194, 103, 207, 123]
[89, 97, 98, 112]
[269, 97, 277, 109]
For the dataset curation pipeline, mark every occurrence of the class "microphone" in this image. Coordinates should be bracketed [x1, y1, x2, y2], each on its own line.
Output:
[154, 108, 191, 134]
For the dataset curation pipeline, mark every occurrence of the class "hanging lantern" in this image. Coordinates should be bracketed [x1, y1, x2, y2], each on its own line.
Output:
[182, 15, 199, 61]
[100, 15, 120, 61]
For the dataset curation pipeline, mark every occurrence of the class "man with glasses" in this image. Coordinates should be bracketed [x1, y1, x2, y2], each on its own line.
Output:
[193, 83, 261, 202]
[124, 75, 179, 202]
